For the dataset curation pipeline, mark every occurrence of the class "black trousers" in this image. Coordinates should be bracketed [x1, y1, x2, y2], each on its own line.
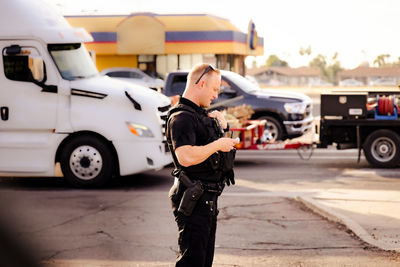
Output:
[170, 182, 219, 267]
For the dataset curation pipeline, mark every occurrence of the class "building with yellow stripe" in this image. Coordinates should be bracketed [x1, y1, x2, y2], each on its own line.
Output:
[66, 13, 264, 78]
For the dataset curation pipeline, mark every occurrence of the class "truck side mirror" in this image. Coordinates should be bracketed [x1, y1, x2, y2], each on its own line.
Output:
[28, 55, 45, 82]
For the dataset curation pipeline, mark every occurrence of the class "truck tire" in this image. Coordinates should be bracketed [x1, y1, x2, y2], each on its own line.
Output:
[60, 135, 114, 187]
[363, 129, 400, 168]
[258, 116, 283, 141]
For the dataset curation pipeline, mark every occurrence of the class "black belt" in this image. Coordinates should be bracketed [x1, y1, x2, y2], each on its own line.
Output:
[176, 174, 223, 193]
[201, 181, 224, 193]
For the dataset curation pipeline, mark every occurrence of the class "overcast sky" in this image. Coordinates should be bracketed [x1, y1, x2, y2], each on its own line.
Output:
[44, 0, 400, 69]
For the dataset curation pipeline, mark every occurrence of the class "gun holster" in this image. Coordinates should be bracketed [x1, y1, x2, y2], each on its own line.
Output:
[178, 172, 204, 216]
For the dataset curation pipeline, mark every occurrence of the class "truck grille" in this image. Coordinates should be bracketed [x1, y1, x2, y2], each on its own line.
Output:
[158, 104, 171, 134]
[305, 104, 312, 117]
[158, 104, 171, 152]
[158, 105, 171, 113]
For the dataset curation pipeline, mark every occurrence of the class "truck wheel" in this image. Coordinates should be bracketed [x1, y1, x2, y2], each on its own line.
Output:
[363, 129, 400, 168]
[258, 116, 283, 141]
[60, 135, 114, 187]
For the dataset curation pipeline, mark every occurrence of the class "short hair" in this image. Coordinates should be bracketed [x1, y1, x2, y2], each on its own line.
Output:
[187, 63, 220, 85]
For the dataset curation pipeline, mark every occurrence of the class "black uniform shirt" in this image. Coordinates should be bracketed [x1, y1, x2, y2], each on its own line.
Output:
[168, 97, 221, 181]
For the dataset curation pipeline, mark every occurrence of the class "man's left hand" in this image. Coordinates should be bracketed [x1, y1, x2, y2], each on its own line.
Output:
[208, 110, 227, 129]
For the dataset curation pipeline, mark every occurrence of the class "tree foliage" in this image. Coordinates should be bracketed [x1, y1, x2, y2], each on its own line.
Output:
[309, 52, 343, 85]
[299, 45, 312, 56]
[309, 54, 326, 70]
[373, 54, 391, 67]
[372, 54, 400, 67]
[265, 54, 289, 67]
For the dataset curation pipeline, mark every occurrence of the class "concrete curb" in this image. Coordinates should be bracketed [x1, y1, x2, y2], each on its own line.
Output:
[296, 196, 399, 252]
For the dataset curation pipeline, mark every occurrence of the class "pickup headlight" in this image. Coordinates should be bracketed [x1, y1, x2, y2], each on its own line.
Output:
[126, 122, 154, 137]
[284, 102, 307, 114]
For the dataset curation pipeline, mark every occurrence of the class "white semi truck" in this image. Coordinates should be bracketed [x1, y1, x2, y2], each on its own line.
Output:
[0, 0, 172, 187]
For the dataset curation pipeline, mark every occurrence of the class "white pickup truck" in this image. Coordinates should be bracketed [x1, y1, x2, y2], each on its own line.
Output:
[0, 0, 172, 187]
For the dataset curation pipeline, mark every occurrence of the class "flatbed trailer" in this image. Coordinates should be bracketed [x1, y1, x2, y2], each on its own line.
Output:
[319, 91, 400, 167]
[228, 90, 400, 167]
[230, 120, 313, 159]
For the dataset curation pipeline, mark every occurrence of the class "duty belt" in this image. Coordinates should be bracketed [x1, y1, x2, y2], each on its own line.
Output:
[200, 181, 224, 194]
[175, 177, 223, 194]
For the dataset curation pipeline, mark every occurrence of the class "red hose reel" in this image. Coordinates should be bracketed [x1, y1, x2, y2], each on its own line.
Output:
[377, 95, 395, 115]
[372, 94, 399, 120]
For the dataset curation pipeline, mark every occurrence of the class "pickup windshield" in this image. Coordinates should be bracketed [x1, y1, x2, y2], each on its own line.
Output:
[223, 71, 260, 94]
[48, 43, 98, 81]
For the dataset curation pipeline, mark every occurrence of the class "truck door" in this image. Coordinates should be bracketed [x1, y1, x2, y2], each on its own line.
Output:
[214, 78, 244, 109]
[0, 41, 59, 174]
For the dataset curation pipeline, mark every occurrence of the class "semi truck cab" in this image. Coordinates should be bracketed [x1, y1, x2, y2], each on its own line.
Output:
[0, 0, 172, 187]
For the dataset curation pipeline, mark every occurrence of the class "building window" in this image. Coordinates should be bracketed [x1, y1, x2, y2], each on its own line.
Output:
[156, 54, 178, 77]
[216, 54, 235, 72]
[138, 55, 161, 78]
[156, 54, 211, 78]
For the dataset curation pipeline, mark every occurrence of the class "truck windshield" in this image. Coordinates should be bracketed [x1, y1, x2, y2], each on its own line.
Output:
[48, 43, 98, 80]
[223, 71, 260, 94]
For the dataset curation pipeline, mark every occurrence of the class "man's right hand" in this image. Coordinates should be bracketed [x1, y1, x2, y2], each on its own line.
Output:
[215, 137, 239, 152]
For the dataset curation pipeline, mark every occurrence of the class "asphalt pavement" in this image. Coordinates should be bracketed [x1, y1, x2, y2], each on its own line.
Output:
[0, 188, 398, 267]
[234, 147, 400, 253]
[233, 145, 400, 254]
[1, 141, 400, 266]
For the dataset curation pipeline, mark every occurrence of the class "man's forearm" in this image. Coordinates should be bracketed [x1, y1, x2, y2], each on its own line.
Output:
[175, 142, 219, 167]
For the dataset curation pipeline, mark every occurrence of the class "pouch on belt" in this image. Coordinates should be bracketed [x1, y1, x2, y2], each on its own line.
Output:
[178, 172, 204, 216]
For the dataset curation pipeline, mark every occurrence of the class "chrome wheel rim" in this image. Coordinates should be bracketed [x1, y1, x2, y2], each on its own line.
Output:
[264, 121, 279, 142]
[69, 145, 102, 180]
[371, 137, 396, 162]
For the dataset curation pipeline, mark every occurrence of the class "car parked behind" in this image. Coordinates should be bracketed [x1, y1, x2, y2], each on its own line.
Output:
[339, 78, 364, 87]
[369, 77, 397, 86]
[100, 67, 164, 92]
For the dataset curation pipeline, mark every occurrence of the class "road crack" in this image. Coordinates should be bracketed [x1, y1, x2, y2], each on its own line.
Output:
[217, 245, 364, 251]
[22, 197, 137, 234]
[218, 203, 287, 228]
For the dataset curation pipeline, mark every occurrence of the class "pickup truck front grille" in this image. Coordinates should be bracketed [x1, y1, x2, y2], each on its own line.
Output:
[305, 104, 312, 117]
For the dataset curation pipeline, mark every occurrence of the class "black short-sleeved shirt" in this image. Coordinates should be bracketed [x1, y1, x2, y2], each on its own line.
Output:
[167, 97, 221, 181]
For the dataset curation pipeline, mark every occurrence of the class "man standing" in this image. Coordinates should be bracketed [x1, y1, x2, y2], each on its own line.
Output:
[166, 64, 239, 267]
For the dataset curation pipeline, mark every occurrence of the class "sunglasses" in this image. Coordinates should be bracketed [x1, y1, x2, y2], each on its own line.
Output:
[195, 65, 215, 84]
